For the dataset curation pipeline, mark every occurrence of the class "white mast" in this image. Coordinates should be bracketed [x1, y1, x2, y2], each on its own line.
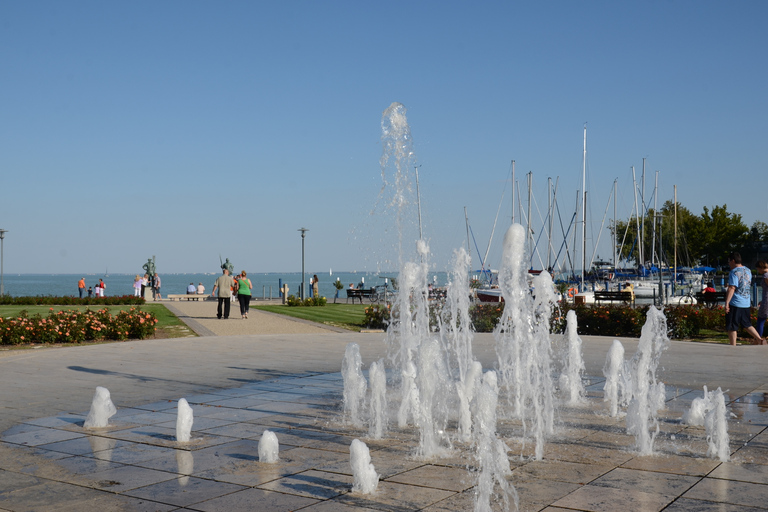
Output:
[581, 124, 587, 290]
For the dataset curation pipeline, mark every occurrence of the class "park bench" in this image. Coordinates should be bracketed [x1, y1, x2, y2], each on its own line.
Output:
[594, 290, 634, 305]
[694, 291, 727, 309]
[167, 294, 209, 301]
[346, 288, 375, 304]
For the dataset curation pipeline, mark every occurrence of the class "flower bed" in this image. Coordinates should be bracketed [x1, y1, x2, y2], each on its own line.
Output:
[0, 308, 158, 345]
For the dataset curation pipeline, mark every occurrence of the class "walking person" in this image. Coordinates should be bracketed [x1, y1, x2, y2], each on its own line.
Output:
[725, 252, 764, 346]
[237, 271, 253, 319]
[212, 268, 234, 319]
[756, 260, 768, 337]
[153, 273, 162, 301]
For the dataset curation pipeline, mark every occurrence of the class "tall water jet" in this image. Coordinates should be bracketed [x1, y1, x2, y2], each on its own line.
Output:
[441, 247, 476, 383]
[83, 386, 117, 429]
[367, 359, 388, 439]
[495, 224, 557, 460]
[258, 430, 280, 463]
[473, 371, 517, 512]
[704, 388, 730, 462]
[559, 310, 586, 405]
[342, 342, 368, 427]
[415, 335, 451, 457]
[602, 340, 626, 418]
[625, 307, 669, 455]
[176, 398, 194, 443]
[350, 439, 379, 494]
[457, 361, 483, 442]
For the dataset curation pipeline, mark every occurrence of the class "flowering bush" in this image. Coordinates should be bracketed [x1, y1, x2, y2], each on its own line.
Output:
[364, 304, 390, 330]
[0, 308, 158, 345]
[0, 295, 145, 306]
[285, 295, 327, 307]
[469, 304, 504, 333]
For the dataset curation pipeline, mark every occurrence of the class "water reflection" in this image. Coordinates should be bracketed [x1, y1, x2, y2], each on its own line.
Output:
[176, 449, 194, 486]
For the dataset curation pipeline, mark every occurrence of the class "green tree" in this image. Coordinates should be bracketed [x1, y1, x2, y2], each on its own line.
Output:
[687, 205, 748, 267]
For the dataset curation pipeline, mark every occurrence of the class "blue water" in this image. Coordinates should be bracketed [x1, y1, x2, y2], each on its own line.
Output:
[0, 271, 449, 299]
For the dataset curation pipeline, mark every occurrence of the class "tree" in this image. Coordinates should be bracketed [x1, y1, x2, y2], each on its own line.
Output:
[612, 203, 748, 268]
[685, 205, 748, 267]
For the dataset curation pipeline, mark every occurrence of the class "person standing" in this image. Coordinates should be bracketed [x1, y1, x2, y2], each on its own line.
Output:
[212, 268, 234, 319]
[78, 277, 86, 298]
[153, 273, 162, 301]
[725, 252, 764, 346]
[312, 274, 319, 299]
[237, 271, 253, 319]
[756, 260, 768, 337]
[133, 275, 142, 297]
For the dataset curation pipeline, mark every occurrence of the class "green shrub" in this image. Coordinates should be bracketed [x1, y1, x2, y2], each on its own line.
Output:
[364, 304, 390, 330]
[286, 295, 327, 307]
[0, 295, 145, 306]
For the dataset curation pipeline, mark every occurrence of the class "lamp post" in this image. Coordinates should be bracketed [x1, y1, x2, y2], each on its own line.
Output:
[298, 227, 308, 300]
[0, 229, 7, 296]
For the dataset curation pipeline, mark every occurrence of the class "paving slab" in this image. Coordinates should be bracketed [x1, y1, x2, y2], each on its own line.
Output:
[2, 311, 768, 510]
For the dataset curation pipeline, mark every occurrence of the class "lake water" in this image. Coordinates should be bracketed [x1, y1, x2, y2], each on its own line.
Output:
[0, 271, 449, 299]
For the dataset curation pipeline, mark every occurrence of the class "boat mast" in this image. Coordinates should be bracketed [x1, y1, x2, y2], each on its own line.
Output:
[632, 166, 641, 271]
[581, 124, 587, 291]
[464, 206, 471, 269]
[674, 185, 678, 290]
[613, 179, 617, 274]
[527, 171, 533, 263]
[511, 160, 515, 225]
[547, 177, 553, 271]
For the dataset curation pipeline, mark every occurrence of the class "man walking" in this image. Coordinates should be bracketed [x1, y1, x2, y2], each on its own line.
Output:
[212, 268, 234, 319]
[725, 251, 764, 346]
[153, 273, 162, 301]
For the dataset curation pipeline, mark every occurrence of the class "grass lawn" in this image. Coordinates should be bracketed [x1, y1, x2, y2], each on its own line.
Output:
[254, 303, 370, 331]
[0, 304, 195, 339]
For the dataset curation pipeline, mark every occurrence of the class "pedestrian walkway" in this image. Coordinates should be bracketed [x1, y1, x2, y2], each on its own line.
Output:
[2, 320, 768, 510]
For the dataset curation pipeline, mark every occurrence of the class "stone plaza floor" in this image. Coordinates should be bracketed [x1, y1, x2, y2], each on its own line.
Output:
[3, 362, 768, 511]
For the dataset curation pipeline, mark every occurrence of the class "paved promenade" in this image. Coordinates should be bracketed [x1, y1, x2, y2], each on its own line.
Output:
[1, 303, 768, 511]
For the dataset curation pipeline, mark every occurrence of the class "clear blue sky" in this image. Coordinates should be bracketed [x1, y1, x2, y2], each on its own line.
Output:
[1, 1, 765, 275]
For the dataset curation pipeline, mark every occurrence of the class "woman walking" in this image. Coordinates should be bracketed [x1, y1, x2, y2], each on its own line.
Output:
[237, 270, 252, 319]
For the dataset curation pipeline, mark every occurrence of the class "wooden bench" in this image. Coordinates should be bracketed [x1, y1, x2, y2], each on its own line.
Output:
[594, 290, 634, 305]
[346, 288, 374, 304]
[695, 291, 727, 308]
[167, 294, 209, 301]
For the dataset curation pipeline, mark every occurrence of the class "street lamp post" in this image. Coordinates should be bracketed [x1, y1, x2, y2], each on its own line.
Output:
[0, 229, 7, 296]
[298, 227, 308, 300]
